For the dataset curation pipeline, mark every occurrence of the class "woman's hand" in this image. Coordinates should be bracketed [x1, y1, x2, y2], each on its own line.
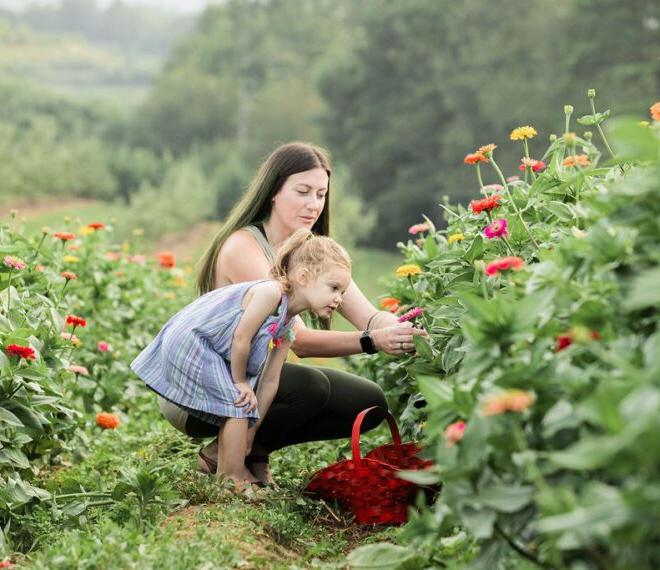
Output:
[234, 382, 258, 413]
[369, 321, 427, 355]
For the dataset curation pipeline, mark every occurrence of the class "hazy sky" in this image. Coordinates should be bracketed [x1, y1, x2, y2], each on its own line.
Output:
[0, 0, 221, 13]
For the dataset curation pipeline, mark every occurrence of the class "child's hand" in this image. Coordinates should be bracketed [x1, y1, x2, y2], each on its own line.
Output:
[235, 382, 258, 412]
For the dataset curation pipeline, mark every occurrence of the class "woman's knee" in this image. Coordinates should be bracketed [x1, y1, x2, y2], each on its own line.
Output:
[279, 363, 331, 410]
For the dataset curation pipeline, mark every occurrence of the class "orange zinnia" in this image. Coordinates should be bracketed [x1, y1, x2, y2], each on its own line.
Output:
[650, 101, 660, 121]
[464, 152, 489, 165]
[158, 251, 176, 268]
[483, 390, 535, 416]
[477, 144, 497, 156]
[96, 412, 120, 429]
[470, 195, 502, 214]
[53, 232, 76, 242]
[562, 154, 591, 168]
[380, 297, 401, 312]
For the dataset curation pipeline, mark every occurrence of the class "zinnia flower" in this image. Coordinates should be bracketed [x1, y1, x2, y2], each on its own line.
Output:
[66, 314, 87, 328]
[158, 251, 175, 268]
[555, 327, 601, 351]
[510, 126, 537, 140]
[98, 341, 110, 352]
[380, 297, 400, 312]
[486, 256, 525, 276]
[105, 252, 121, 261]
[481, 184, 503, 195]
[5, 344, 36, 360]
[3, 255, 26, 270]
[518, 158, 546, 172]
[448, 233, 464, 244]
[483, 390, 535, 416]
[0, 559, 14, 568]
[63, 255, 80, 264]
[35, 265, 46, 272]
[408, 222, 431, 235]
[484, 218, 509, 240]
[79, 227, 94, 237]
[128, 254, 146, 264]
[398, 307, 424, 322]
[395, 264, 422, 277]
[444, 421, 466, 446]
[562, 154, 591, 168]
[650, 101, 660, 121]
[96, 412, 120, 429]
[68, 364, 89, 376]
[470, 195, 502, 215]
[464, 152, 489, 165]
[477, 144, 497, 156]
[61, 271, 77, 281]
[53, 232, 76, 242]
[88, 222, 105, 230]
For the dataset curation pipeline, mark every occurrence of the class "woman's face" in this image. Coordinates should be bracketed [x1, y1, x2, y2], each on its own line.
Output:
[271, 167, 328, 233]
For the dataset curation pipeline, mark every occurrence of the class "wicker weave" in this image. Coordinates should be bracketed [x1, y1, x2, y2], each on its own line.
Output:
[304, 406, 434, 525]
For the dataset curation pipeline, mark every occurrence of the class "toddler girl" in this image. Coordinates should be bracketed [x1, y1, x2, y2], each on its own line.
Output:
[131, 228, 352, 489]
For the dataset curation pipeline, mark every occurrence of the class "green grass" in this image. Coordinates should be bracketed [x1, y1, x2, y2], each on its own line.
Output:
[16, 395, 397, 568]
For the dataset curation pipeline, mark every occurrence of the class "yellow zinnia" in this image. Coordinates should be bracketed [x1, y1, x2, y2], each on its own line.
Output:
[510, 126, 537, 141]
[395, 264, 422, 278]
[448, 233, 464, 244]
[63, 255, 80, 263]
[79, 226, 94, 236]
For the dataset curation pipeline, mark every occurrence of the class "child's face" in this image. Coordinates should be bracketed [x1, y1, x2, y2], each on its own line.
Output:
[300, 265, 351, 318]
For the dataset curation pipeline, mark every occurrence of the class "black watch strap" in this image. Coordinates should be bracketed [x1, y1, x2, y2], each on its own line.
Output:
[360, 330, 378, 354]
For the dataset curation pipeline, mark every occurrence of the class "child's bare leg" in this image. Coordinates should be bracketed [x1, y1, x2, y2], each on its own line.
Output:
[218, 419, 258, 484]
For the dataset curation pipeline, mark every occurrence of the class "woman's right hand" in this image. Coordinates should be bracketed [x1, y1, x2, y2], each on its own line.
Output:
[369, 321, 427, 355]
[235, 382, 258, 413]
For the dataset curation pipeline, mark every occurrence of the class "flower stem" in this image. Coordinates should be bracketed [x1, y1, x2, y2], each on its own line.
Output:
[523, 139, 536, 183]
[6, 270, 11, 314]
[502, 236, 516, 256]
[476, 164, 485, 191]
[589, 97, 624, 174]
[489, 157, 539, 248]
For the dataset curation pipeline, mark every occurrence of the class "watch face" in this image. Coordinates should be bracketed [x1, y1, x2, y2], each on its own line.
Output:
[360, 331, 377, 354]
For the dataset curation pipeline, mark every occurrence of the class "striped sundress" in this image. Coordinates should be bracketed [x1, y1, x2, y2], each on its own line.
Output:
[130, 279, 294, 427]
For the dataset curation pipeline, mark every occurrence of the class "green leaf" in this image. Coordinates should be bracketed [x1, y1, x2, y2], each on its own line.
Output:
[0, 407, 24, 428]
[398, 468, 440, 485]
[623, 268, 660, 311]
[545, 201, 574, 221]
[415, 375, 452, 408]
[476, 484, 533, 513]
[347, 543, 422, 569]
[463, 235, 483, 263]
[413, 335, 433, 360]
[461, 506, 495, 539]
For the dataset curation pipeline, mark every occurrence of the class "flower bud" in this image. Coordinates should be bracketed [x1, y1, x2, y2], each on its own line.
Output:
[474, 260, 486, 273]
[584, 131, 593, 141]
[563, 132, 577, 146]
[64, 216, 71, 223]
[549, 134, 557, 142]
[41, 226, 51, 235]
[587, 88, 596, 98]
[638, 120, 650, 128]
[564, 105, 574, 115]
[9, 209, 18, 218]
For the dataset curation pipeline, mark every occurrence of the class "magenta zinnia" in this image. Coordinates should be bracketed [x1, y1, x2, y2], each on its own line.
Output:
[398, 307, 424, 323]
[484, 219, 509, 240]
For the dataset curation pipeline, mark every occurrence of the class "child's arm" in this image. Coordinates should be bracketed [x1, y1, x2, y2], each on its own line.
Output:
[231, 282, 282, 411]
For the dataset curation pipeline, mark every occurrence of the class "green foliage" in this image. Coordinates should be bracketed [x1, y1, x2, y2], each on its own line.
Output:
[350, 101, 660, 567]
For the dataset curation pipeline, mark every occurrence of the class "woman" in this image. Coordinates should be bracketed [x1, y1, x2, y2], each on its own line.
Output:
[158, 142, 425, 484]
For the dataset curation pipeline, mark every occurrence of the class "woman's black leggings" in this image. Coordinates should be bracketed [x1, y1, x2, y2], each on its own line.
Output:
[184, 362, 388, 453]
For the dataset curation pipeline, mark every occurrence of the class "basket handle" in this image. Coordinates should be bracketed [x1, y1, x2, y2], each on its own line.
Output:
[351, 406, 401, 468]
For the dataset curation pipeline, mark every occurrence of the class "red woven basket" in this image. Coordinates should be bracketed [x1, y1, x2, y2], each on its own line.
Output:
[304, 406, 433, 525]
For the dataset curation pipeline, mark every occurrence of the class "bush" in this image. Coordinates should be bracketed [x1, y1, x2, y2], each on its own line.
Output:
[350, 95, 660, 568]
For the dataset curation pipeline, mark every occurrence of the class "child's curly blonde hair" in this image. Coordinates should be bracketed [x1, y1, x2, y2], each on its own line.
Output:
[271, 228, 351, 293]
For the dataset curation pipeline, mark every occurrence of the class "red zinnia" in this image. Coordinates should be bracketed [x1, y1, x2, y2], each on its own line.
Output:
[61, 271, 78, 281]
[88, 222, 105, 230]
[486, 256, 525, 276]
[470, 195, 502, 214]
[518, 158, 546, 172]
[65, 314, 87, 328]
[5, 344, 36, 360]
[464, 152, 489, 165]
[53, 232, 76, 242]
[158, 251, 175, 268]
[556, 327, 601, 351]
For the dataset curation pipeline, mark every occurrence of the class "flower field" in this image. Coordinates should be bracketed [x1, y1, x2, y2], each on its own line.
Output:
[350, 94, 660, 568]
[1, 93, 658, 569]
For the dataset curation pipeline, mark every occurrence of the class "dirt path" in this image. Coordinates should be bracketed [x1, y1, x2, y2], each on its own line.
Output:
[151, 221, 222, 264]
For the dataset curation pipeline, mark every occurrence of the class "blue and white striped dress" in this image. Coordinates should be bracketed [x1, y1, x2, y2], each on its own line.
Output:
[130, 280, 293, 427]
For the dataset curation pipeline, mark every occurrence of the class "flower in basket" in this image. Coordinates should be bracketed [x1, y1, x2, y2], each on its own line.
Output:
[484, 219, 509, 240]
[5, 344, 36, 361]
[96, 412, 120, 429]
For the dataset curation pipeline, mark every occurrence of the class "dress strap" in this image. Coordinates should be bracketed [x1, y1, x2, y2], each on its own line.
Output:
[243, 224, 276, 266]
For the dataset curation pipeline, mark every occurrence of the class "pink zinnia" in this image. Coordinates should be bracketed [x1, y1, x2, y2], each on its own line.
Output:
[68, 365, 88, 376]
[398, 307, 424, 323]
[128, 255, 146, 265]
[484, 219, 509, 240]
[4, 255, 26, 270]
[444, 421, 466, 447]
[518, 158, 546, 172]
[60, 332, 80, 345]
[483, 390, 535, 416]
[481, 184, 504, 195]
[408, 222, 430, 235]
[98, 341, 110, 352]
[486, 256, 525, 276]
